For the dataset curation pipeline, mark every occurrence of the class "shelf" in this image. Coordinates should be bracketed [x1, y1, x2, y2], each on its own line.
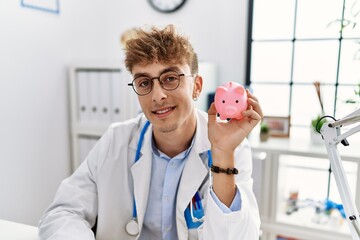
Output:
[261, 221, 350, 240]
[249, 126, 360, 160]
[68, 64, 140, 170]
[72, 123, 108, 137]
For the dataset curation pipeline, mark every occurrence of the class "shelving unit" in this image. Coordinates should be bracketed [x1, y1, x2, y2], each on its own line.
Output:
[68, 64, 140, 171]
[249, 128, 360, 240]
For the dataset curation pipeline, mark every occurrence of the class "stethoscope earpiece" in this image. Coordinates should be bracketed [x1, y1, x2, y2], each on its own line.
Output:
[125, 219, 139, 236]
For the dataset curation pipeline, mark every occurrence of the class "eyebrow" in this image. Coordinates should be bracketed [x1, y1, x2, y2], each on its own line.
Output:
[160, 66, 182, 75]
[133, 66, 182, 79]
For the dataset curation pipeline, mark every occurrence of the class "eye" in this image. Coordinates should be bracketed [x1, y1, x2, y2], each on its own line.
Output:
[136, 78, 151, 88]
[236, 100, 239, 103]
[222, 100, 225, 103]
[161, 72, 179, 83]
[164, 76, 178, 82]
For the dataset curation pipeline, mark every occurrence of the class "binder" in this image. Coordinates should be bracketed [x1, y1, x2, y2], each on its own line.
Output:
[78, 136, 100, 164]
[110, 70, 123, 122]
[88, 71, 101, 123]
[122, 70, 141, 118]
[76, 71, 90, 123]
[98, 71, 112, 124]
[89, 137, 99, 151]
[78, 136, 91, 164]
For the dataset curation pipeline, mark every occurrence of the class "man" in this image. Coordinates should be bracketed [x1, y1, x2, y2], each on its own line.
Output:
[39, 24, 262, 240]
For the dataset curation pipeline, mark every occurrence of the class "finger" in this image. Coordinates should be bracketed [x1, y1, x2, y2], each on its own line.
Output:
[247, 97, 263, 119]
[242, 110, 262, 127]
[246, 89, 259, 102]
[207, 102, 217, 122]
[242, 109, 262, 121]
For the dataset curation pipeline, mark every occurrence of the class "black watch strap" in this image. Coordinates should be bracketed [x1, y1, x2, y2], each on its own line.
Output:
[211, 165, 238, 175]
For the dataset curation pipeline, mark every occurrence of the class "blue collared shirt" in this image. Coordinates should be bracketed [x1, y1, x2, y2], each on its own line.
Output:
[139, 135, 241, 240]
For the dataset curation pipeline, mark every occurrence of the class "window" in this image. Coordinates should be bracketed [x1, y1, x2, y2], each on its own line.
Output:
[246, 0, 360, 127]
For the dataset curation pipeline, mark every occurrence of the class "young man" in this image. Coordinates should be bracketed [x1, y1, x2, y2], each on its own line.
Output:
[39, 24, 262, 240]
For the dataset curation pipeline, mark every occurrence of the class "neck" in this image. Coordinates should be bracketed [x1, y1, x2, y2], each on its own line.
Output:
[153, 113, 197, 158]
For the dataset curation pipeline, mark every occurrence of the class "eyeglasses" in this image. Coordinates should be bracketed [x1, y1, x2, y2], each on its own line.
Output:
[128, 71, 193, 96]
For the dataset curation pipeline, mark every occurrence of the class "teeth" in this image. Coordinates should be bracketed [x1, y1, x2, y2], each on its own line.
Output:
[156, 108, 172, 114]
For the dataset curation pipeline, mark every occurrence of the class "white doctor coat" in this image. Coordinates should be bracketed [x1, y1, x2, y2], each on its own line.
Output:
[39, 110, 260, 240]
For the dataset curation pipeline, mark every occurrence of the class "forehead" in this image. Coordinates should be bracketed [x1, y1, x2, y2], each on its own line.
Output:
[132, 62, 191, 76]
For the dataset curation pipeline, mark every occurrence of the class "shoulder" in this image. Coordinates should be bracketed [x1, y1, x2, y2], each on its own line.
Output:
[196, 109, 209, 123]
[87, 114, 146, 171]
[95, 114, 146, 157]
[108, 114, 145, 137]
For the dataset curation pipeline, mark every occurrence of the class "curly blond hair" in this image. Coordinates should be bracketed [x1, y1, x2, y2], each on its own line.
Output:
[124, 24, 198, 74]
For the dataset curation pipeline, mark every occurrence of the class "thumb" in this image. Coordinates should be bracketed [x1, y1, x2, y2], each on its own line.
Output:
[207, 102, 217, 123]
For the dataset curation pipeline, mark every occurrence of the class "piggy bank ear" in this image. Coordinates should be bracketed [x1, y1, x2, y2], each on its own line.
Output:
[216, 86, 228, 95]
[234, 86, 245, 95]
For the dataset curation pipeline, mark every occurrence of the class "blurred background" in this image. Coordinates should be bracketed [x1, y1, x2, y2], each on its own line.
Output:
[1, 1, 360, 240]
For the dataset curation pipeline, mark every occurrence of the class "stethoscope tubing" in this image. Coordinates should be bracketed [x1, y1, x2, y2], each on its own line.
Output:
[132, 120, 151, 219]
[127, 120, 212, 235]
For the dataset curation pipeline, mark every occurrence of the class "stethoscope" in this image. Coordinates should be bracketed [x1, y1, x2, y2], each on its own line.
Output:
[125, 120, 212, 235]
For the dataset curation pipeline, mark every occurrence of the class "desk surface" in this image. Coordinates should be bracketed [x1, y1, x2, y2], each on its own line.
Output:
[248, 127, 360, 160]
[0, 219, 39, 240]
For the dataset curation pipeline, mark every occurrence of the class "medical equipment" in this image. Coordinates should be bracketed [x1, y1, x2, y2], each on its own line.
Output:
[320, 108, 360, 240]
[125, 121, 213, 235]
[125, 120, 151, 236]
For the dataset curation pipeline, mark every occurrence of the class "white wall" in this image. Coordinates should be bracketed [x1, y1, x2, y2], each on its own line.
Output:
[105, 0, 249, 83]
[0, 0, 249, 226]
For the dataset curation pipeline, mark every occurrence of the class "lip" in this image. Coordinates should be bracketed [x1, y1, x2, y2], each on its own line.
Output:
[152, 106, 176, 118]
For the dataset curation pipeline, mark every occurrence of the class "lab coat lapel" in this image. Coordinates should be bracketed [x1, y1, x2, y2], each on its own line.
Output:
[176, 150, 208, 237]
[176, 110, 211, 237]
[130, 121, 152, 234]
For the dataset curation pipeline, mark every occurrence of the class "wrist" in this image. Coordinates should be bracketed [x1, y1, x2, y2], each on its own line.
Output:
[211, 147, 235, 168]
[211, 165, 238, 175]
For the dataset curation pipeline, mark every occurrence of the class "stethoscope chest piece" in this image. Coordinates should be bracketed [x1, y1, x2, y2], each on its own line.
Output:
[126, 219, 139, 236]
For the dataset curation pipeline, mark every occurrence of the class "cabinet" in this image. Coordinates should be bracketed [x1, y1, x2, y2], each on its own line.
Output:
[68, 64, 140, 170]
[250, 128, 360, 240]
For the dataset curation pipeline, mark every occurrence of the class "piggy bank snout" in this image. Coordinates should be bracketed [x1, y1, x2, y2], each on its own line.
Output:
[224, 105, 239, 117]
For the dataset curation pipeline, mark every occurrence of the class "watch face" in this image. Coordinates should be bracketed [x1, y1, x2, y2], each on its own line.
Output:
[148, 0, 187, 13]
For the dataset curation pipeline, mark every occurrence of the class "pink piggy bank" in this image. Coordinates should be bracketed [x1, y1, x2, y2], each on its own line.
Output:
[214, 81, 248, 120]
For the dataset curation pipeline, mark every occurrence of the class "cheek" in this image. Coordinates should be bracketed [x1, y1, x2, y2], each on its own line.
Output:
[137, 97, 149, 111]
[183, 90, 195, 102]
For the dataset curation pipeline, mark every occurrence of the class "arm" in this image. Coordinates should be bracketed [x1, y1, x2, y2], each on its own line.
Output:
[201, 90, 262, 239]
[38, 130, 111, 240]
[203, 141, 261, 240]
[207, 90, 263, 206]
[38, 161, 97, 240]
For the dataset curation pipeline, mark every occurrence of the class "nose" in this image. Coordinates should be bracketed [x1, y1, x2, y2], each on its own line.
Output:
[151, 80, 167, 102]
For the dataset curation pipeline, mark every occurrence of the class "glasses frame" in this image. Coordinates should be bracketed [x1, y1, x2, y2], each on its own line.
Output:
[128, 71, 194, 96]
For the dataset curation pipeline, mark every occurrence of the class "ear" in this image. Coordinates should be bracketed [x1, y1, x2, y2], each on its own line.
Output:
[234, 85, 245, 95]
[216, 86, 228, 95]
[193, 75, 203, 98]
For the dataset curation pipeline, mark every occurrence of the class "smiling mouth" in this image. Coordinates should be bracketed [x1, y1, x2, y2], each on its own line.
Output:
[152, 107, 175, 115]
